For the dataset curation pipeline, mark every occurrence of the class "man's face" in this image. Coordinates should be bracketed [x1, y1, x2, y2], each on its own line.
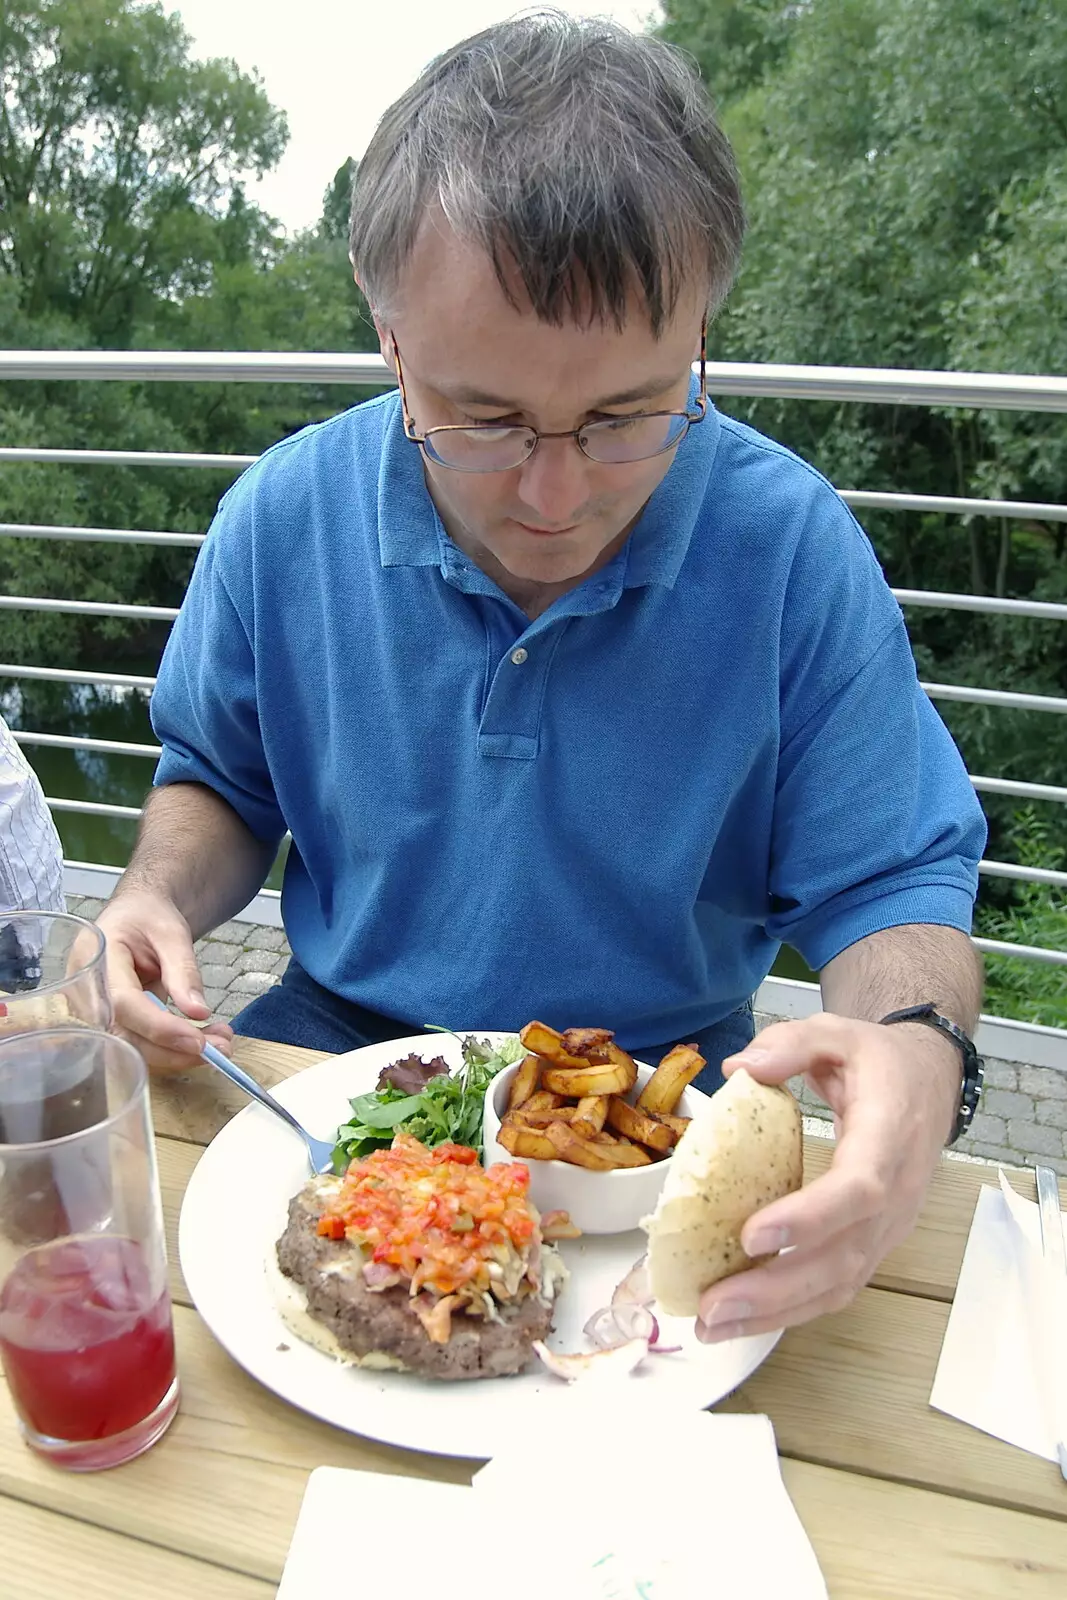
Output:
[375, 225, 706, 591]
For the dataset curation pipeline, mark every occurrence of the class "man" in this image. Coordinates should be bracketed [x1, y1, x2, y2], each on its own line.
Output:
[97, 12, 986, 1342]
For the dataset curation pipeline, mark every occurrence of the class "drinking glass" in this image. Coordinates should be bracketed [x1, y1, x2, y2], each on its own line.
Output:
[0, 911, 111, 1036]
[0, 1027, 179, 1470]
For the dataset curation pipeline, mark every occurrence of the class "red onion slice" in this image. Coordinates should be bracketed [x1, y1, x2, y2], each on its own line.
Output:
[611, 1253, 653, 1308]
[582, 1302, 655, 1349]
[532, 1337, 650, 1382]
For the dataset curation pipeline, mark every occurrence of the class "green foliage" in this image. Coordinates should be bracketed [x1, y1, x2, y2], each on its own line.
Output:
[0, 0, 377, 678]
[975, 810, 1067, 1028]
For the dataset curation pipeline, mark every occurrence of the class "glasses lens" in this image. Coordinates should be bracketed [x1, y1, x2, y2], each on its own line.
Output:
[422, 427, 537, 473]
[580, 412, 690, 464]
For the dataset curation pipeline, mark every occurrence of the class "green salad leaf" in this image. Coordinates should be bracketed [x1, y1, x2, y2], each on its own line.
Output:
[330, 1033, 526, 1171]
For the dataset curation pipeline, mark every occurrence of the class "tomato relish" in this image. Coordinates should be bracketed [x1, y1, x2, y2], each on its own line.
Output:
[316, 1133, 538, 1299]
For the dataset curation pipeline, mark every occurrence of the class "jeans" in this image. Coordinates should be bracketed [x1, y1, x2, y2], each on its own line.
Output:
[232, 957, 755, 1092]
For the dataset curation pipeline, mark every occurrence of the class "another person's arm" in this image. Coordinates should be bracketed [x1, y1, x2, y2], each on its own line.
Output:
[98, 783, 277, 1068]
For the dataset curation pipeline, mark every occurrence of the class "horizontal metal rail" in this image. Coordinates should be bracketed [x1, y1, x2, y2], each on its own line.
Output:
[895, 590, 1067, 621]
[0, 595, 179, 621]
[45, 796, 142, 819]
[974, 936, 1067, 968]
[971, 775, 1067, 805]
[979, 859, 1067, 889]
[0, 663, 156, 688]
[922, 681, 1067, 714]
[13, 731, 161, 758]
[5, 349, 1067, 412]
[0, 520, 203, 547]
[0, 447, 257, 468]
[841, 490, 1067, 524]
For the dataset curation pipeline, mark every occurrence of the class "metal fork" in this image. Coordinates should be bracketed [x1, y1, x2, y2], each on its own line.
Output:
[145, 992, 336, 1172]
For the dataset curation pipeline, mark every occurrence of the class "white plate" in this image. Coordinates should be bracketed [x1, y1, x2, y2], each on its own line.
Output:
[178, 1032, 782, 1459]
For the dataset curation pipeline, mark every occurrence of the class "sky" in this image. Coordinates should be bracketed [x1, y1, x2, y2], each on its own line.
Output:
[171, 2, 661, 234]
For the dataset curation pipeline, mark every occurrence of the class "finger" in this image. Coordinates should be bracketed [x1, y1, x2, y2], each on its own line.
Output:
[695, 1281, 861, 1343]
[114, 986, 211, 1060]
[722, 1013, 856, 1085]
[697, 1222, 879, 1336]
[736, 1125, 889, 1258]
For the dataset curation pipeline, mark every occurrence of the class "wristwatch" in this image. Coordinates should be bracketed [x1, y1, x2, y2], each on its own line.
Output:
[879, 1004, 984, 1145]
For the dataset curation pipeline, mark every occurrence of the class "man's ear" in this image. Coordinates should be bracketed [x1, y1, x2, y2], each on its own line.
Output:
[352, 262, 393, 368]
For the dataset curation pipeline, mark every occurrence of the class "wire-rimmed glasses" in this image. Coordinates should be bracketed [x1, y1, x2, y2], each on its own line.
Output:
[392, 320, 708, 474]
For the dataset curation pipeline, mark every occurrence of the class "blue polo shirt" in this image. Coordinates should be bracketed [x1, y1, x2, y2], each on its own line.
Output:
[151, 391, 986, 1050]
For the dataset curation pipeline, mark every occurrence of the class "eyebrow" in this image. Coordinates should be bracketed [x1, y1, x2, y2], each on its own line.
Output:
[431, 373, 685, 410]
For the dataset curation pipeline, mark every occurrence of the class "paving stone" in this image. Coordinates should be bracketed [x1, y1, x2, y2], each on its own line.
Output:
[1007, 1119, 1064, 1158]
[69, 895, 106, 919]
[980, 1061, 1018, 1092]
[1036, 1100, 1067, 1132]
[229, 970, 281, 994]
[234, 947, 281, 976]
[198, 963, 238, 992]
[194, 939, 235, 967]
[242, 925, 287, 952]
[209, 920, 247, 945]
[964, 1112, 1006, 1145]
[202, 987, 228, 1015]
[214, 992, 247, 1021]
[981, 1088, 1035, 1121]
[1019, 1065, 1067, 1101]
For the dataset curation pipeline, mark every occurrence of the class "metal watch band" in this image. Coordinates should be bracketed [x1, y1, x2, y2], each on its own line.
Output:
[879, 1004, 984, 1145]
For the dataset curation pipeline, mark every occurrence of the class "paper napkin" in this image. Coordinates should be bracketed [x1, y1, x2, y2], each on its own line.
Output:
[278, 1414, 827, 1599]
[474, 1409, 827, 1600]
[930, 1169, 1066, 1463]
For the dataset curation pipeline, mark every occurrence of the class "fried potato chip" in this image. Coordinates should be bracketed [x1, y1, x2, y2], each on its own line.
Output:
[635, 1043, 705, 1115]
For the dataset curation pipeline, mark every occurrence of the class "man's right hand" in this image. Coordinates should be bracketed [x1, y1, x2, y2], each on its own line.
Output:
[94, 890, 235, 1071]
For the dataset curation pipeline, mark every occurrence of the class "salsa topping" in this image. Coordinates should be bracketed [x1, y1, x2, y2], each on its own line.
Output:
[317, 1133, 539, 1302]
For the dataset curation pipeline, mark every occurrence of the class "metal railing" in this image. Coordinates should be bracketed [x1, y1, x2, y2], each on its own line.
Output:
[2, 350, 1065, 970]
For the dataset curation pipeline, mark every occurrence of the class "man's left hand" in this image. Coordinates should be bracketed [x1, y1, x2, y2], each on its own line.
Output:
[695, 1012, 960, 1342]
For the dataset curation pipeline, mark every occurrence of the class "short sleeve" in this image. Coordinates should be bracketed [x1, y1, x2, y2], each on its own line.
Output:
[150, 531, 286, 847]
[766, 621, 987, 969]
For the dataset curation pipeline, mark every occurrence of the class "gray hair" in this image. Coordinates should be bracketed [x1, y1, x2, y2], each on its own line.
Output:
[349, 9, 745, 334]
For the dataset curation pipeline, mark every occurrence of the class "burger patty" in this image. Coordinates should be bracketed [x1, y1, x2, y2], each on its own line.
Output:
[275, 1186, 556, 1381]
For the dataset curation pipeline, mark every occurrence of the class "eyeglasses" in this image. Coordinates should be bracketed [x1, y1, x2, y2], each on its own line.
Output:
[391, 320, 707, 474]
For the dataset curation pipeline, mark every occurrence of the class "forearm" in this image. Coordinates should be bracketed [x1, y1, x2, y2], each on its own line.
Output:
[819, 923, 982, 1033]
[819, 924, 983, 1128]
[114, 782, 277, 939]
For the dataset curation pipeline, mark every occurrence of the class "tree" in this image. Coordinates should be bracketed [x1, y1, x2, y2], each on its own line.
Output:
[0, 0, 287, 346]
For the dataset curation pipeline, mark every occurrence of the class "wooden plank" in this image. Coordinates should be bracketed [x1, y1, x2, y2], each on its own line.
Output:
[719, 1283, 1067, 1521]
[149, 1038, 326, 1145]
[781, 1458, 1067, 1599]
[0, 1495, 273, 1599]
[803, 1141, 1062, 1304]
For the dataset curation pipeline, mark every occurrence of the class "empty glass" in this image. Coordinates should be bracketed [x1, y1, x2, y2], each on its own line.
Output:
[0, 911, 111, 1036]
[0, 1027, 179, 1470]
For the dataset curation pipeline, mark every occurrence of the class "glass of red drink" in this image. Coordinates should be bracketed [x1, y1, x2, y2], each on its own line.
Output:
[0, 1027, 179, 1470]
[0, 911, 111, 1037]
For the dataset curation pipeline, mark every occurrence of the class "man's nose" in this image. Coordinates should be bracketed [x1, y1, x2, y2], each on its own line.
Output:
[515, 435, 592, 526]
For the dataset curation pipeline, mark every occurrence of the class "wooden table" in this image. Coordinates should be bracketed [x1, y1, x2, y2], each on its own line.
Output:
[2, 1038, 1066, 1597]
